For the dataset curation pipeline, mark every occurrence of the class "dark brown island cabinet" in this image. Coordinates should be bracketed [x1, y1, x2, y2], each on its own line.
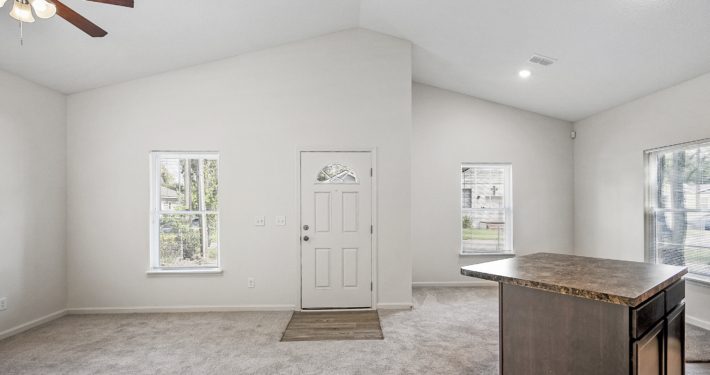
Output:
[461, 253, 688, 375]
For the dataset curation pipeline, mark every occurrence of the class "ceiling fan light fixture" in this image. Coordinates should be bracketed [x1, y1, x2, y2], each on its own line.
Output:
[0, 0, 8, 8]
[9, 0, 35, 22]
[29, 0, 55, 18]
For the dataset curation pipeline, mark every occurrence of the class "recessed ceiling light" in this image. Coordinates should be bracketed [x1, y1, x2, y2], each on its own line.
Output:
[518, 69, 532, 79]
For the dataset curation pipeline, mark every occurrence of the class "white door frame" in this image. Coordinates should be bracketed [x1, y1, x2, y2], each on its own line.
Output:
[295, 147, 378, 311]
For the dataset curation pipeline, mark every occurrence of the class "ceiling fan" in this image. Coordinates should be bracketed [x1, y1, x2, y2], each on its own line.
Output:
[0, 0, 133, 37]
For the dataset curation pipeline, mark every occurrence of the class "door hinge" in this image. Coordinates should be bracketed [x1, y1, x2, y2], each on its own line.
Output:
[370, 225, 373, 234]
[370, 168, 373, 177]
[370, 282, 373, 291]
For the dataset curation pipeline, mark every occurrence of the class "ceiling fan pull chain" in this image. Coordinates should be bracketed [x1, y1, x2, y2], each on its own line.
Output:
[19, 20, 24, 46]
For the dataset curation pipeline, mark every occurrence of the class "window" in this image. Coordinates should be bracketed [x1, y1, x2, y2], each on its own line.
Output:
[150, 152, 219, 270]
[461, 163, 513, 255]
[316, 163, 359, 183]
[646, 140, 710, 281]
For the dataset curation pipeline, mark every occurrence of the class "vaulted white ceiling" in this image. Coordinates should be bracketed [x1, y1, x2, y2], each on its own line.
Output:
[1, 0, 710, 121]
[0, 0, 361, 93]
[360, 0, 710, 121]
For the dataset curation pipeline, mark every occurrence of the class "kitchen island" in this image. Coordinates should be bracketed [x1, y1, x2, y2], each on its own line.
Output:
[461, 252, 687, 375]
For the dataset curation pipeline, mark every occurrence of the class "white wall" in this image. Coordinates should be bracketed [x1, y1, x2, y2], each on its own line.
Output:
[412, 84, 574, 284]
[66, 29, 413, 310]
[0, 70, 67, 335]
[574, 72, 710, 326]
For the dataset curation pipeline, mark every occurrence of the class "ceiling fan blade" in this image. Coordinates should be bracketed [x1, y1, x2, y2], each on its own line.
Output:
[86, 0, 134, 8]
[52, 0, 108, 37]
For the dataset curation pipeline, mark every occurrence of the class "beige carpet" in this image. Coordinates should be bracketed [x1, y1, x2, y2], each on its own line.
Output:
[0, 287, 708, 375]
[688, 323, 710, 363]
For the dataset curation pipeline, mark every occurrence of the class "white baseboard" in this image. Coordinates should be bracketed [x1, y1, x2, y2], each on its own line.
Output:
[0, 309, 67, 341]
[412, 281, 496, 287]
[687, 315, 710, 331]
[66, 304, 296, 314]
[376, 302, 413, 310]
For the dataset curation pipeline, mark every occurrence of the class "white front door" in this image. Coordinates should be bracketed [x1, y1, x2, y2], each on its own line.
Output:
[300, 151, 373, 309]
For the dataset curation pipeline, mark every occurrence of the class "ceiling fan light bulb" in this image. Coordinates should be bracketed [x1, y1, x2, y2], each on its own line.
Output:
[29, 0, 55, 18]
[9, 0, 35, 23]
[0, 0, 8, 9]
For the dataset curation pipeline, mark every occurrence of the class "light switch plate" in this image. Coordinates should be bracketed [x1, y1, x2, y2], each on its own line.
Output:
[255, 216, 266, 226]
[276, 216, 286, 226]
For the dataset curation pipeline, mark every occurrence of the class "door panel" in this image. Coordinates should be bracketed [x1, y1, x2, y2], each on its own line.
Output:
[341, 192, 359, 232]
[301, 152, 372, 309]
[314, 192, 331, 232]
[315, 248, 331, 288]
[342, 248, 359, 287]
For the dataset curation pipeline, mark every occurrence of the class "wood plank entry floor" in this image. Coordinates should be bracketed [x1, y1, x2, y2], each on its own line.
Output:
[281, 310, 384, 342]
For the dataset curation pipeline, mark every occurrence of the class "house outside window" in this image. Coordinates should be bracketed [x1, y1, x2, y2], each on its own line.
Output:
[645, 139, 710, 282]
[462, 188, 472, 209]
[461, 163, 513, 255]
[150, 152, 220, 270]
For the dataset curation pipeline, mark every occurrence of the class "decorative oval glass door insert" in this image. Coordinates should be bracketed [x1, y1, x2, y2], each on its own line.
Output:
[316, 163, 359, 183]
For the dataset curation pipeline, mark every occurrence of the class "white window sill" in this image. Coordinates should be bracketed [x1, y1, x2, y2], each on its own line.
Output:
[460, 251, 515, 257]
[686, 274, 710, 287]
[146, 268, 223, 276]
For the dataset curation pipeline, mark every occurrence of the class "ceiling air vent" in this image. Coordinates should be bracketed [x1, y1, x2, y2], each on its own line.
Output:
[529, 54, 557, 66]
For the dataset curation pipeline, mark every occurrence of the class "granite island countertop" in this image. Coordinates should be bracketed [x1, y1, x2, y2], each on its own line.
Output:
[461, 252, 687, 307]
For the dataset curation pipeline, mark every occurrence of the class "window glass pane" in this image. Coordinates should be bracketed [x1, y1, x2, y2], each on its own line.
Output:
[462, 188, 472, 208]
[204, 159, 219, 211]
[655, 211, 710, 277]
[657, 149, 699, 209]
[684, 246, 710, 277]
[650, 142, 710, 279]
[462, 210, 506, 253]
[159, 214, 217, 267]
[317, 163, 359, 183]
[700, 146, 710, 209]
[160, 158, 187, 211]
[461, 164, 511, 254]
[206, 213, 218, 259]
[462, 166, 505, 209]
[188, 159, 200, 211]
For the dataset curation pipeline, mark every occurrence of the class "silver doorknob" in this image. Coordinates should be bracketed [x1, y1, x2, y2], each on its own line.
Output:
[303, 225, 309, 230]
[303, 236, 310, 242]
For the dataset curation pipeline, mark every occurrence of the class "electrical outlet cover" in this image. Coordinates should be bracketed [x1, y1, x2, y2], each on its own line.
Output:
[255, 216, 265, 226]
[276, 216, 286, 226]
[0, 297, 7, 311]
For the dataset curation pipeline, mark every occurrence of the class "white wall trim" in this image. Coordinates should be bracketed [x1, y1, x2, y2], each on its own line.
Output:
[687, 315, 710, 331]
[145, 268, 224, 276]
[65, 305, 296, 314]
[412, 281, 496, 287]
[376, 302, 413, 310]
[0, 310, 67, 341]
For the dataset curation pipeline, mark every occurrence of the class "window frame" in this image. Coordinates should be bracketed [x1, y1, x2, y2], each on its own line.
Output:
[460, 162, 514, 256]
[644, 138, 710, 284]
[149, 151, 221, 272]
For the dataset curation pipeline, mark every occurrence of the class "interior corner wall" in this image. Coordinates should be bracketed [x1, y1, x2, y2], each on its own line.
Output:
[573, 72, 710, 326]
[411, 83, 575, 284]
[65, 29, 413, 310]
[0, 70, 67, 335]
